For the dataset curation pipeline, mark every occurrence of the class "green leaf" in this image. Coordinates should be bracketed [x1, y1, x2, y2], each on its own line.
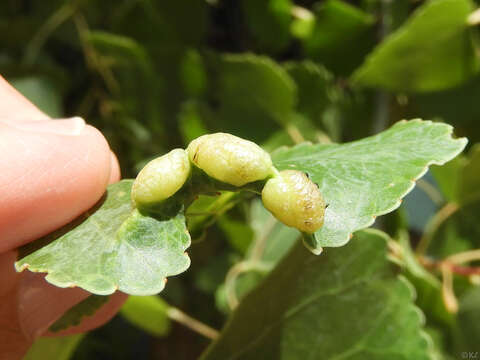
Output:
[431, 157, 466, 203]
[429, 200, 480, 258]
[396, 231, 453, 327]
[201, 229, 433, 360]
[410, 75, 480, 144]
[120, 295, 171, 337]
[24, 334, 84, 360]
[459, 144, 480, 203]
[179, 49, 208, 97]
[272, 119, 466, 251]
[11, 76, 63, 117]
[453, 287, 480, 353]
[186, 192, 244, 240]
[353, 0, 479, 93]
[432, 143, 480, 204]
[247, 200, 298, 265]
[16, 180, 191, 295]
[50, 295, 110, 332]
[242, 0, 292, 53]
[218, 216, 254, 255]
[284, 61, 341, 140]
[209, 53, 296, 142]
[178, 100, 209, 145]
[302, 0, 375, 75]
[218, 53, 296, 124]
[217, 200, 299, 313]
[86, 31, 154, 75]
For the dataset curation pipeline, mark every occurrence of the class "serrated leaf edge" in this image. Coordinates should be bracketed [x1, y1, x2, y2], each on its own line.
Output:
[273, 119, 467, 250]
[15, 223, 192, 296]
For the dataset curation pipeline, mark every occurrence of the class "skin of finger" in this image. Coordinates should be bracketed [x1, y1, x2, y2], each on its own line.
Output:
[44, 292, 128, 337]
[109, 151, 121, 184]
[15, 156, 124, 349]
[0, 123, 112, 252]
[19, 153, 124, 338]
[0, 251, 32, 359]
[0, 76, 48, 121]
[0, 75, 126, 358]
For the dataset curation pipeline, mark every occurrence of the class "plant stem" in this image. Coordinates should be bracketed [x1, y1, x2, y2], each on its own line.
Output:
[420, 256, 480, 276]
[23, 0, 80, 65]
[415, 202, 459, 256]
[286, 124, 305, 144]
[441, 263, 458, 313]
[224, 261, 271, 310]
[167, 307, 219, 340]
[447, 249, 480, 265]
[416, 179, 444, 206]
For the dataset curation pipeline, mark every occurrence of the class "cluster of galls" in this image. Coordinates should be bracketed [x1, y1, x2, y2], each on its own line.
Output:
[132, 133, 325, 234]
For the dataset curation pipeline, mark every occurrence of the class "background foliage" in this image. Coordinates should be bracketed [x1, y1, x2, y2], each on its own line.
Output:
[2, 0, 480, 359]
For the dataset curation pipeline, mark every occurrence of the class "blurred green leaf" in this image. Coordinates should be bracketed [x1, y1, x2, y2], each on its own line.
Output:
[242, 0, 292, 53]
[429, 201, 480, 258]
[218, 216, 254, 255]
[202, 230, 433, 359]
[410, 75, 480, 143]
[178, 100, 209, 145]
[50, 295, 110, 332]
[180, 49, 208, 97]
[11, 76, 63, 117]
[120, 295, 171, 337]
[16, 180, 191, 295]
[453, 287, 480, 353]
[187, 192, 245, 240]
[303, 0, 375, 75]
[208, 53, 296, 142]
[353, 0, 479, 93]
[195, 252, 237, 295]
[272, 120, 466, 252]
[24, 334, 84, 360]
[247, 200, 298, 264]
[86, 31, 154, 76]
[431, 157, 466, 203]
[217, 200, 299, 313]
[459, 144, 480, 203]
[431, 143, 480, 204]
[290, 6, 315, 39]
[284, 60, 340, 140]
[396, 231, 453, 327]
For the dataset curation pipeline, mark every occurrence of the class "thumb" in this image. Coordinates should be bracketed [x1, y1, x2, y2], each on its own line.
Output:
[0, 117, 116, 252]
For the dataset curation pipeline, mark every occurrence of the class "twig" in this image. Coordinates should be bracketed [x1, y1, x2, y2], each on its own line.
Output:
[167, 307, 219, 340]
[419, 249, 480, 313]
[415, 202, 459, 256]
[286, 124, 305, 144]
[441, 263, 458, 313]
[224, 261, 271, 310]
[420, 256, 480, 276]
[73, 14, 120, 93]
[416, 179, 444, 206]
[23, 0, 80, 65]
[447, 249, 480, 265]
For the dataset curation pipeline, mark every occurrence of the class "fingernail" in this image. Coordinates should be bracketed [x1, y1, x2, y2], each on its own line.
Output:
[2, 117, 86, 136]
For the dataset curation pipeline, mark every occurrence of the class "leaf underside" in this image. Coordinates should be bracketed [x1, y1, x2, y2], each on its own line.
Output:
[272, 119, 467, 251]
[201, 229, 432, 360]
[15, 180, 191, 296]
